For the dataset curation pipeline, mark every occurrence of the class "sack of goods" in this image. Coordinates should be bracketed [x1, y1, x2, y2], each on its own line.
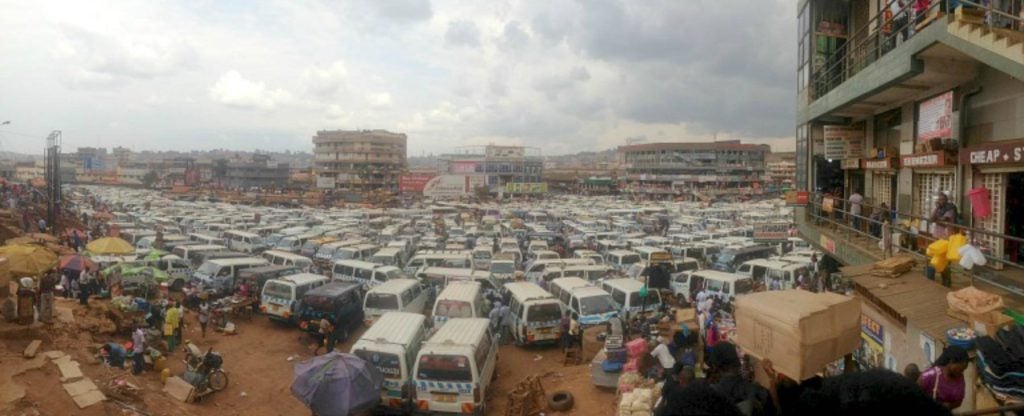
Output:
[618, 387, 655, 416]
[733, 290, 861, 381]
[625, 338, 648, 358]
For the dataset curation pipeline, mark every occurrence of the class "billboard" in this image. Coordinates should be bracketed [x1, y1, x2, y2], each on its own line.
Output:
[423, 175, 487, 198]
[315, 176, 336, 189]
[504, 182, 548, 194]
[450, 162, 477, 174]
[823, 125, 865, 160]
[917, 91, 953, 141]
[399, 173, 436, 193]
[485, 146, 525, 160]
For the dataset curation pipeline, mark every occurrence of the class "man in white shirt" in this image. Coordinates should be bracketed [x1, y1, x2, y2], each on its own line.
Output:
[849, 191, 864, 231]
[650, 337, 676, 380]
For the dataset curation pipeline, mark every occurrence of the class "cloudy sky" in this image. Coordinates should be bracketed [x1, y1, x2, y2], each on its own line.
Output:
[0, 0, 796, 156]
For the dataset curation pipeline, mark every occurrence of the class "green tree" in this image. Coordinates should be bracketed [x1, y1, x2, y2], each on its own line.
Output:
[141, 170, 159, 188]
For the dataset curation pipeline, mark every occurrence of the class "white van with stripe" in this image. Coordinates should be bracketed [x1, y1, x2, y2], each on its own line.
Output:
[430, 281, 485, 329]
[413, 318, 497, 415]
[331, 259, 401, 289]
[363, 279, 429, 326]
[351, 312, 428, 412]
[503, 282, 563, 346]
[601, 278, 663, 316]
[549, 277, 619, 326]
[260, 273, 329, 322]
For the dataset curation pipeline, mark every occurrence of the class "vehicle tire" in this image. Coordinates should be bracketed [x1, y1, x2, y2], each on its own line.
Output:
[548, 391, 573, 411]
[170, 279, 184, 292]
[209, 370, 229, 391]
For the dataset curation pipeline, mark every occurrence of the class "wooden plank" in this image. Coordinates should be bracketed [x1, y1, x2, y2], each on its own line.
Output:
[163, 376, 194, 403]
[23, 340, 42, 358]
[71, 390, 105, 409]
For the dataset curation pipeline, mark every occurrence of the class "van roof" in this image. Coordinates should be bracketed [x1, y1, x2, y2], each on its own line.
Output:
[178, 244, 226, 251]
[607, 250, 640, 256]
[373, 247, 402, 256]
[422, 318, 490, 348]
[634, 247, 668, 254]
[744, 259, 804, 269]
[504, 282, 557, 302]
[333, 259, 380, 269]
[209, 257, 269, 266]
[368, 278, 420, 294]
[602, 278, 644, 291]
[690, 270, 751, 282]
[263, 250, 310, 260]
[277, 273, 330, 285]
[356, 312, 426, 346]
[224, 230, 260, 237]
[436, 281, 482, 301]
[551, 277, 590, 291]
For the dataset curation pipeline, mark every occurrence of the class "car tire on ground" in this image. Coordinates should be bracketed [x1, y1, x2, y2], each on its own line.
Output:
[548, 391, 574, 411]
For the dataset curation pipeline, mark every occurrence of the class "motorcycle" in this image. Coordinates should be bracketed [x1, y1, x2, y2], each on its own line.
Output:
[182, 342, 229, 400]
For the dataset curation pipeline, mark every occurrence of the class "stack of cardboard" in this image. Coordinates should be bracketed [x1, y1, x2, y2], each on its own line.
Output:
[734, 290, 861, 381]
[871, 255, 916, 278]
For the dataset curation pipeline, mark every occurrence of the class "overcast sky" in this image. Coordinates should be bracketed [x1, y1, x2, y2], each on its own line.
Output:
[0, 0, 796, 156]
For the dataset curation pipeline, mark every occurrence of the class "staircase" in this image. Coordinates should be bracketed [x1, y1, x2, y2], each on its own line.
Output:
[947, 8, 1024, 63]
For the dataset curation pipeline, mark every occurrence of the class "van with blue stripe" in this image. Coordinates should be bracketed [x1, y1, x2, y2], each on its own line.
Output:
[351, 312, 428, 413]
[549, 277, 619, 326]
[259, 273, 328, 322]
[503, 282, 563, 346]
[430, 281, 485, 330]
[412, 318, 497, 415]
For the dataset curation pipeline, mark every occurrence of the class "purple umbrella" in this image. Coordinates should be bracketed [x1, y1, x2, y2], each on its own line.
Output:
[291, 352, 383, 416]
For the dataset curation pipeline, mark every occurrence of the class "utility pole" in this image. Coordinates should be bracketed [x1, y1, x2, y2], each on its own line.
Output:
[44, 131, 61, 235]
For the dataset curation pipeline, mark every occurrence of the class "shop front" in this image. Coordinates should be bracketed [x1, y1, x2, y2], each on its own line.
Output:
[841, 158, 863, 201]
[862, 157, 897, 211]
[961, 139, 1024, 267]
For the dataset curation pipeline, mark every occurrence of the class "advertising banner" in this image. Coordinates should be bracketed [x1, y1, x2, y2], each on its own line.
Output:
[824, 125, 866, 160]
[451, 162, 477, 174]
[399, 173, 436, 193]
[917, 91, 953, 141]
[504, 182, 548, 194]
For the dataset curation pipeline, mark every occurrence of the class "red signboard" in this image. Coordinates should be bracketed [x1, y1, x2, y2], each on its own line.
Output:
[861, 158, 895, 170]
[959, 139, 1024, 166]
[399, 174, 436, 193]
[900, 152, 948, 168]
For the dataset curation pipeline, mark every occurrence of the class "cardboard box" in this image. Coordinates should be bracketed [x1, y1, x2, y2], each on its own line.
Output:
[734, 290, 861, 381]
[971, 311, 1013, 336]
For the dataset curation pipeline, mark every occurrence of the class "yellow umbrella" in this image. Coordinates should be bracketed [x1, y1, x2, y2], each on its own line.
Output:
[86, 237, 135, 255]
[0, 244, 58, 276]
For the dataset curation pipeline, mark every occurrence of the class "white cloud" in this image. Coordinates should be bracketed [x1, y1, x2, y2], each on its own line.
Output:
[367, 92, 394, 109]
[209, 71, 292, 110]
[302, 61, 348, 98]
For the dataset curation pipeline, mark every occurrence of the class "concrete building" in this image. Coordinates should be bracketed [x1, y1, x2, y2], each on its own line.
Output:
[437, 145, 544, 195]
[618, 140, 769, 198]
[792, 0, 1024, 380]
[312, 129, 407, 195]
[766, 152, 796, 192]
[76, 147, 108, 171]
[14, 161, 43, 182]
[222, 154, 290, 189]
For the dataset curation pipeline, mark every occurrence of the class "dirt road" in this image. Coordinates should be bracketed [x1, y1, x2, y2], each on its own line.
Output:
[2, 298, 616, 415]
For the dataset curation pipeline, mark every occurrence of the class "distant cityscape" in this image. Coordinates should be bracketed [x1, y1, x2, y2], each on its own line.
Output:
[0, 131, 794, 201]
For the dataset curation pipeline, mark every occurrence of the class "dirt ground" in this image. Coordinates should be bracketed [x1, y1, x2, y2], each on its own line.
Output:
[1, 297, 616, 416]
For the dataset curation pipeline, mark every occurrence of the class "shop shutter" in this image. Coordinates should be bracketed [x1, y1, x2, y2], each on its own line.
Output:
[976, 173, 1005, 270]
[914, 172, 956, 220]
[871, 173, 893, 208]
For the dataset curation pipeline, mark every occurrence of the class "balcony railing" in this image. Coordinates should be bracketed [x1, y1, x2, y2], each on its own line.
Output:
[802, 192, 1024, 297]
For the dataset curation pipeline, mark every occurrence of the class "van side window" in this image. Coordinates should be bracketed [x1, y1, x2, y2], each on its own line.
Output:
[611, 289, 626, 306]
[401, 288, 414, 306]
[475, 334, 492, 371]
[571, 297, 580, 313]
[559, 290, 571, 306]
[356, 268, 374, 281]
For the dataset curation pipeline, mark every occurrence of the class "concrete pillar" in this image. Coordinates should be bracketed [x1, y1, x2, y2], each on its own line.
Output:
[897, 102, 916, 214]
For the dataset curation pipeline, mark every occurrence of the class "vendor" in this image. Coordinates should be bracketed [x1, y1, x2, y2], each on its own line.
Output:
[100, 342, 127, 368]
[918, 346, 968, 409]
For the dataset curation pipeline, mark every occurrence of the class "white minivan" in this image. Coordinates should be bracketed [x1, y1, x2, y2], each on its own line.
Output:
[735, 259, 807, 290]
[503, 282, 564, 346]
[412, 318, 497, 415]
[671, 269, 756, 305]
[261, 250, 314, 269]
[430, 281, 485, 329]
[223, 230, 266, 254]
[260, 273, 329, 322]
[331, 260, 402, 288]
[601, 278, 663, 316]
[351, 312, 428, 413]
[605, 250, 642, 273]
[363, 279, 429, 325]
[549, 277, 619, 326]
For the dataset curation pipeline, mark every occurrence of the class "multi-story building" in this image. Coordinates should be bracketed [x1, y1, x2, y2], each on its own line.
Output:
[766, 152, 796, 192]
[14, 161, 43, 182]
[618, 141, 769, 198]
[793, 0, 1024, 378]
[76, 147, 108, 171]
[312, 129, 407, 195]
[436, 145, 544, 195]
[222, 154, 290, 189]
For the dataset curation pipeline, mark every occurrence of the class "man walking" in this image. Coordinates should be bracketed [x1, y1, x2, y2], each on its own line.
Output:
[132, 326, 146, 375]
[164, 302, 181, 353]
[38, 271, 56, 323]
[849, 190, 864, 231]
[198, 299, 210, 338]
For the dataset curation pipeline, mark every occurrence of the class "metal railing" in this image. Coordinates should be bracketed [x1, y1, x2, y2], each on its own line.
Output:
[811, 0, 1023, 100]
[802, 192, 1024, 295]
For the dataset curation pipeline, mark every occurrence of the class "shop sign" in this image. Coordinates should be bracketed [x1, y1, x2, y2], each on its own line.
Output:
[840, 159, 861, 170]
[785, 190, 809, 206]
[824, 125, 866, 160]
[819, 235, 836, 253]
[917, 91, 953, 141]
[900, 152, 948, 168]
[504, 182, 548, 194]
[861, 158, 895, 170]
[960, 139, 1024, 165]
[858, 314, 885, 369]
[399, 173, 436, 193]
[450, 162, 477, 174]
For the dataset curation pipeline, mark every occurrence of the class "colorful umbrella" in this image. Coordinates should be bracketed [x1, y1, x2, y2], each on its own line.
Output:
[86, 237, 135, 255]
[142, 249, 168, 261]
[0, 244, 58, 276]
[121, 266, 169, 282]
[59, 254, 94, 272]
[291, 352, 383, 416]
